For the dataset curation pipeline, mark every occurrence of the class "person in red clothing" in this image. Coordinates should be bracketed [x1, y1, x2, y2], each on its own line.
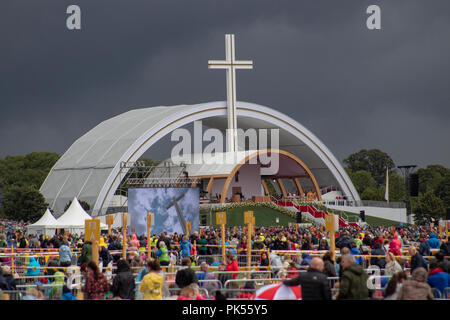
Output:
[236, 280, 255, 299]
[389, 233, 402, 256]
[226, 252, 239, 279]
[285, 260, 299, 279]
[83, 261, 109, 300]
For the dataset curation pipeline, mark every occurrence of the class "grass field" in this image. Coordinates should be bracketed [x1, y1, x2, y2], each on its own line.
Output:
[200, 204, 297, 227]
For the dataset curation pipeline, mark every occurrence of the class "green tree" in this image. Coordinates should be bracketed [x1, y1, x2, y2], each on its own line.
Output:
[416, 165, 449, 194]
[344, 149, 395, 186]
[1, 185, 48, 223]
[361, 187, 383, 201]
[413, 190, 445, 225]
[347, 170, 377, 195]
[0, 152, 60, 188]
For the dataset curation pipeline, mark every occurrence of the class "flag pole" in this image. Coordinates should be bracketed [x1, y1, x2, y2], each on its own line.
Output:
[384, 166, 389, 203]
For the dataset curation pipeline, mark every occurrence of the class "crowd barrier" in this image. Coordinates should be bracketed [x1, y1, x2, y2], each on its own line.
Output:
[4, 270, 450, 301]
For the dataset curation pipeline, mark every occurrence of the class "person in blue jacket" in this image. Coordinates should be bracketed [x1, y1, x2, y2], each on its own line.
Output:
[427, 260, 450, 298]
[60, 285, 77, 300]
[428, 233, 440, 250]
[26, 257, 41, 276]
[350, 242, 363, 265]
[180, 236, 192, 259]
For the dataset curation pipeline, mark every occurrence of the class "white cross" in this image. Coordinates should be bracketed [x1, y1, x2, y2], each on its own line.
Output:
[208, 34, 253, 152]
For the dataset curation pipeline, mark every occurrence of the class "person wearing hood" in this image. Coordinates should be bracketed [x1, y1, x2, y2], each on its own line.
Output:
[427, 233, 440, 250]
[300, 253, 313, 267]
[180, 236, 192, 259]
[49, 270, 65, 299]
[350, 242, 363, 265]
[131, 234, 140, 249]
[337, 254, 369, 300]
[418, 234, 431, 257]
[426, 260, 450, 298]
[99, 237, 108, 249]
[371, 242, 386, 268]
[26, 257, 41, 276]
[397, 267, 433, 300]
[389, 234, 402, 256]
[79, 241, 92, 265]
[99, 244, 113, 267]
[111, 259, 135, 300]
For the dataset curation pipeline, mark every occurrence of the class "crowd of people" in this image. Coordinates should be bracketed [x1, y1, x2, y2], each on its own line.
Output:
[0, 217, 449, 300]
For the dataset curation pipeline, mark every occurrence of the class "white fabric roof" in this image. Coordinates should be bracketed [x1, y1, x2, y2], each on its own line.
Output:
[40, 101, 360, 216]
[55, 197, 107, 229]
[27, 209, 58, 228]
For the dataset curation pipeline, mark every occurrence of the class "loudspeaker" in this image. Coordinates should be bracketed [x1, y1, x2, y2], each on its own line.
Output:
[296, 211, 302, 223]
[200, 215, 207, 225]
[360, 210, 366, 222]
[446, 208, 450, 220]
[409, 173, 419, 197]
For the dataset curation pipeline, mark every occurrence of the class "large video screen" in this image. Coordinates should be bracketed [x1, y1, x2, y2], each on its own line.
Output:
[128, 187, 199, 236]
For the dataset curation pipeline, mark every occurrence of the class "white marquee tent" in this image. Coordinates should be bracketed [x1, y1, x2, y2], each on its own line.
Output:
[55, 197, 107, 234]
[27, 208, 58, 236]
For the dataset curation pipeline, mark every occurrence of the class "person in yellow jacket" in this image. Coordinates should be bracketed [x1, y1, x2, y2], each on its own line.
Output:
[99, 237, 108, 249]
[139, 259, 164, 300]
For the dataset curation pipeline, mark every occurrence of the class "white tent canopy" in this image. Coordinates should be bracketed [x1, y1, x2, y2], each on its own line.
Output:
[55, 197, 107, 234]
[27, 208, 58, 236]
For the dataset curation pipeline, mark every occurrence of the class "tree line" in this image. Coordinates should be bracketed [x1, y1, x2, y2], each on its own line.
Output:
[344, 149, 449, 225]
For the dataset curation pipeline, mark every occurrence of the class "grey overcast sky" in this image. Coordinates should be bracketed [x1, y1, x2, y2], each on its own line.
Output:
[0, 0, 449, 169]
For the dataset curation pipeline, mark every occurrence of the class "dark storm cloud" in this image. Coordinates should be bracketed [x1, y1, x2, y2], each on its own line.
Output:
[0, 0, 449, 168]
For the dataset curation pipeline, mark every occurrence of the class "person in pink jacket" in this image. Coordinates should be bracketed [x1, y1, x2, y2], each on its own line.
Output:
[389, 233, 402, 256]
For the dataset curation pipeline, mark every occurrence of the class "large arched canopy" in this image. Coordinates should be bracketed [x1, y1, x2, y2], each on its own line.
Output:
[40, 101, 360, 216]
